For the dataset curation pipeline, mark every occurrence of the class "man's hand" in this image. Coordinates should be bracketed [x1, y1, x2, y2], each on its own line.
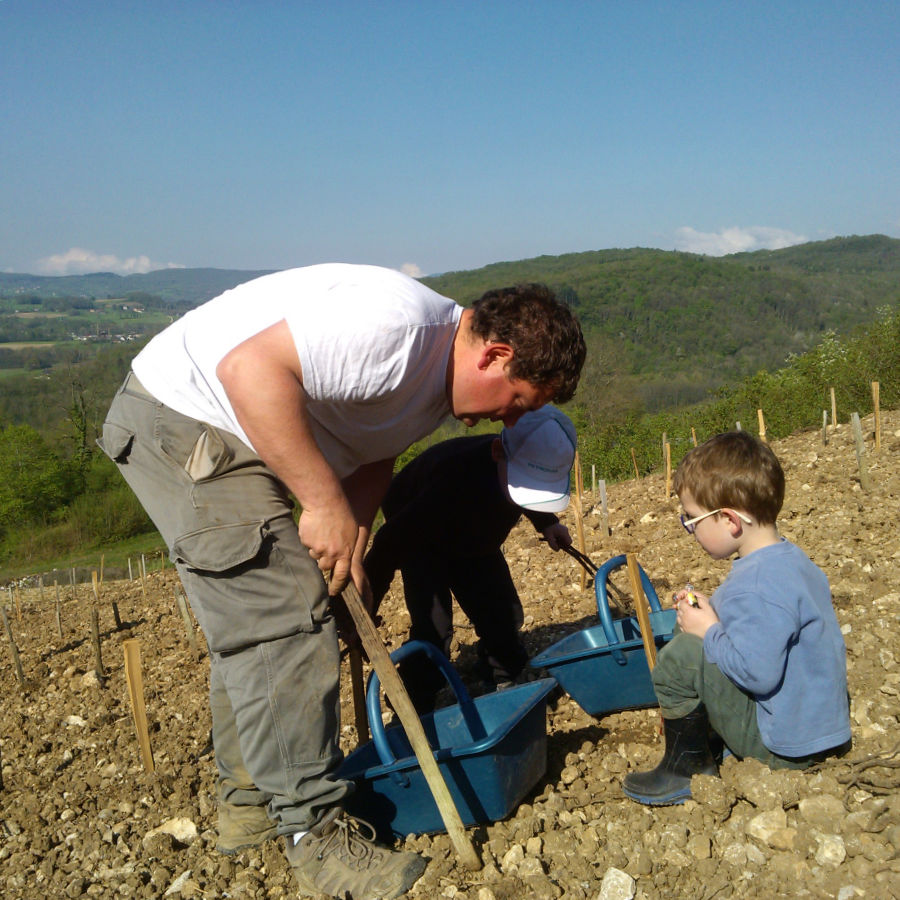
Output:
[298, 500, 358, 595]
[541, 522, 573, 551]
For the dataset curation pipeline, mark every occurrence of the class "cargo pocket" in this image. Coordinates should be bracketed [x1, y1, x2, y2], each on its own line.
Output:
[160, 419, 235, 482]
[99, 422, 135, 463]
[172, 519, 317, 652]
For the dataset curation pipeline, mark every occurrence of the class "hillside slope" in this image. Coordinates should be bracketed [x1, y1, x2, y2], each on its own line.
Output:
[1, 411, 897, 897]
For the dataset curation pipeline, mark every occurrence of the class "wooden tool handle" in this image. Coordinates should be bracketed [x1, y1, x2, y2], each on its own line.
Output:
[340, 583, 481, 870]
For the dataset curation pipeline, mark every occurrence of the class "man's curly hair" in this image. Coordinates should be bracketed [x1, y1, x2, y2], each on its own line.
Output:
[470, 283, 586, 403]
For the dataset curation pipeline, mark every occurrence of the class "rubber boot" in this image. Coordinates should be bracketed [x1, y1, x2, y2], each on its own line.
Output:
[623, 705, 718, 805]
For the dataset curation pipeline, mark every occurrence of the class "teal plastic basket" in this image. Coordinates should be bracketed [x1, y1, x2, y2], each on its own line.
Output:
[338, 640, 557, 839]
[529, 555, 676, 715]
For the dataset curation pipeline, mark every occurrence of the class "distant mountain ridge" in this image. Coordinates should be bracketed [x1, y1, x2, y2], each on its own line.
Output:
[0, 267, 275, 304]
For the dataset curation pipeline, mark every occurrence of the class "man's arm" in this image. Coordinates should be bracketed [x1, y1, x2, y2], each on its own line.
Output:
[341, 457, 396, 599]
[216, 319, 358, 592]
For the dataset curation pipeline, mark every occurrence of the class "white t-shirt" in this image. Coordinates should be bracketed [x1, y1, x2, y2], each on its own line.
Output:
[132, 264, 462, 478]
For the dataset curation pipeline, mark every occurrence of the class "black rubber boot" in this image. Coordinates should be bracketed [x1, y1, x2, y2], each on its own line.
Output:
[623, 705, 718, 805]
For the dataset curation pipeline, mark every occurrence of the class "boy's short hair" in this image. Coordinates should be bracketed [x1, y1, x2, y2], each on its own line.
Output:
[673, 431, 785, 525]
[471, 283, 586, 403]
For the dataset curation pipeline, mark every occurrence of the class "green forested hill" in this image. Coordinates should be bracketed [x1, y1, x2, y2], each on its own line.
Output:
[422, 235, 900, 407]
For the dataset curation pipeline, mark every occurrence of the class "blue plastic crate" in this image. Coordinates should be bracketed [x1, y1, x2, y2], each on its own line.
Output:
[338, 640, 557, 839]
[529, 555, 676, 715]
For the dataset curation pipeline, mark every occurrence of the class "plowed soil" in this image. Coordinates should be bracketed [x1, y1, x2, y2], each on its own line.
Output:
[2, 413, 898, 899]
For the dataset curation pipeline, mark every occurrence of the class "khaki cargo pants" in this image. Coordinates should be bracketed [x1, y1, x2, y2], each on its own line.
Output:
[99, 372, 351, 832]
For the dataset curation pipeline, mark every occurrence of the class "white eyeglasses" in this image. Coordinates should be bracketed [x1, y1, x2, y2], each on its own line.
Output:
[680, 508, 753, 534]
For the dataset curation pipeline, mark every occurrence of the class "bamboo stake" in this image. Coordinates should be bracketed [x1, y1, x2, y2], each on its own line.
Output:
[90, 607, 105, 678]
[591, 463, 596, 502]
[822, 410, 829, 446]
[99, 554, 105, 586]
[175, 590, 199, 660]
[872, 382, 881, 452]
[830, 387, 837, 429]
[123, 640, 155, 772]
[850, 413, 873, 492]
[630, 447, 639, 480]
[348, 643, 369, 744]
[70, 567, 76, 602]
[1, 606, 26, 689]
[573, 452, 587, 591]
[691, 427, 698, 447]
[757, 408, 767, 443]
[55, 581, 62, 639]
[626, 554, 656, 672]
[139, 555, 147, 601]
[664, 442, 672, 499]
[340, 583, 480, 870]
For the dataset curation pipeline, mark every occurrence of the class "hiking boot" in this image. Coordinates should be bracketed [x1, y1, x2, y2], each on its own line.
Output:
[216, 801, 278, 855]
[285, 808, 426, 899]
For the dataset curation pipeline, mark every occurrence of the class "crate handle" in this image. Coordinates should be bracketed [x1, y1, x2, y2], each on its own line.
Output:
[594, 555, 662, 666]
[366, 641, 488, 773]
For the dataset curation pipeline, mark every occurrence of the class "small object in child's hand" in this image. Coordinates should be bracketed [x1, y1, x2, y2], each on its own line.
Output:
[685, 584, 699, 607]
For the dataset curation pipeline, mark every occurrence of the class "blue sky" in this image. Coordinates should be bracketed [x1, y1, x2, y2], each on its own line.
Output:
[2, 1, 898, 277]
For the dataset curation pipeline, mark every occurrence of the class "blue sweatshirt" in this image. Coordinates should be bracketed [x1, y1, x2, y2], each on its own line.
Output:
[703, 540, 851, 757]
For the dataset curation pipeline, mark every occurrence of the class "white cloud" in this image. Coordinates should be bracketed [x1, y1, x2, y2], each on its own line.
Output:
[399, 262, 424, 278]
[35, 247, 185, 276]
[674, 226, 808, 256]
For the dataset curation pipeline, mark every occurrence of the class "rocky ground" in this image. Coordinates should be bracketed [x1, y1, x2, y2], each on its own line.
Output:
[1, 412, 898, 899]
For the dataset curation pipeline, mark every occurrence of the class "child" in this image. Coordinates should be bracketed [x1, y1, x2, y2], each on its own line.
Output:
[364, 405, 576, 712]
[623, 430, 851, 805]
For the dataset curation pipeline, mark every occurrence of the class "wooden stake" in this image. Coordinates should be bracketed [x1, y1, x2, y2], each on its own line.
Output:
[348, 643, 369, 744]
[90, 607, 105, 678]
[872, 382, 881, 452]
[735, 421, 742, 431]
[175, 590, 199, 660]
[830, 387, 837, 429]
[626, 553, 656, 672]
[139, 555, 147, 600]
[99, 554, 105, 586]
[757, 408, 767, 443]
[128, 558, 133, 581]
[573, 452, 587, 591]
[631, 447, 639, 480]
[664, 442, 672, 499]
[55, 581, 62, 639]
[340, 583, 480, 870]
[822, 410, 828, 446]
[1, 606, 26, 689]
[123, 640, 155, 772]
[591, 463, 596, 502]
[691, 427, 698, 447]
[850, 412, 873, 492]
[70, 567, 76, 602]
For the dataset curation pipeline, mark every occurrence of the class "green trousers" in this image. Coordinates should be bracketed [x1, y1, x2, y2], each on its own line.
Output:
[653, 632, 832, 770]
[100, 372, 351, 832]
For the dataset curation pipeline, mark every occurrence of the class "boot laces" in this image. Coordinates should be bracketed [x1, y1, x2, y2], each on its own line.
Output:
[310, 813, 382, 872]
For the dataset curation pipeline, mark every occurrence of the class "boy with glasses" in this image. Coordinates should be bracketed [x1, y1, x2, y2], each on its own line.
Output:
[624, 430, 851, 806]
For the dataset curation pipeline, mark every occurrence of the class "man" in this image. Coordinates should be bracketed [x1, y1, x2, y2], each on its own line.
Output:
[364, 406, 577, 713]
[99, 264, 584, 900]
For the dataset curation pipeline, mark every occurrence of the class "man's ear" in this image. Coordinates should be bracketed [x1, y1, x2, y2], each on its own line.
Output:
[477, 341, 514, 371]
